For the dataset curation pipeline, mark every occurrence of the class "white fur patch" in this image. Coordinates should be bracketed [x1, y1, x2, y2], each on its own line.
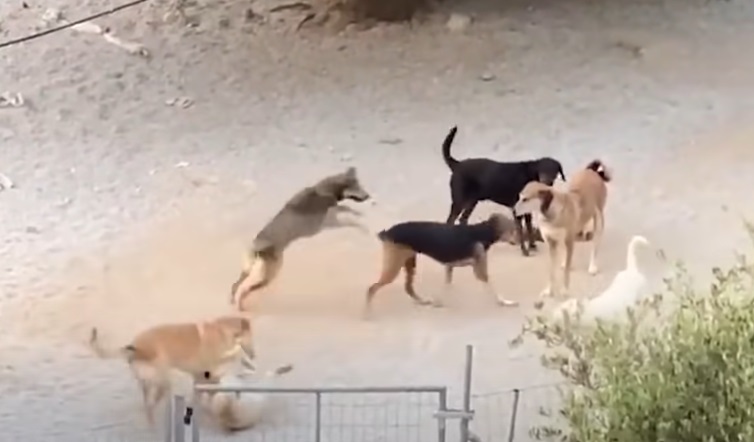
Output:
[201, 365, 292, 432]
[539, 224, 566, 241]
[553, 235, 651, 323]
[513, 198, 538, 216]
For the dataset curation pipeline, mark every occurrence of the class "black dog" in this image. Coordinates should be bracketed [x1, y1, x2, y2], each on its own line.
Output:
[364, 213, 519, 316]
[441, 125, 566, 256]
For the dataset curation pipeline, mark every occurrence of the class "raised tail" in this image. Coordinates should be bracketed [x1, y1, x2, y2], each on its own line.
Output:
[441, 126, 460, 170]
[625, 235, 650, 273]
[586, 159, 612, 182]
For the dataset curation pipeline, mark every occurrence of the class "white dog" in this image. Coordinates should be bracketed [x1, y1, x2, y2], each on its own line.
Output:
[553, 235, 652, 322]
[198, 364, 293, 432]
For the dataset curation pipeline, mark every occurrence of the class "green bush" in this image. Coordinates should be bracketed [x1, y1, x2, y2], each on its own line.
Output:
[511, 224, 754, 442]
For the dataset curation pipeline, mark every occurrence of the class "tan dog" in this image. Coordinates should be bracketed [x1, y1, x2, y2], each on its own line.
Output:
[89, 315, 256, 426]
[231, 167, 370, 311]
[514, 160, 612, 297]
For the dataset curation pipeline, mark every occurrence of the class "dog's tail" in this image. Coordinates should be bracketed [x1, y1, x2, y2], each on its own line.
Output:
[625, 235, 650, 273]
[377, 229, 390, 242]
[558, 164, 567, 182]
[586, 159, 612, 182]
[441, 126, 460, 170]
[89, 327, 140, 361]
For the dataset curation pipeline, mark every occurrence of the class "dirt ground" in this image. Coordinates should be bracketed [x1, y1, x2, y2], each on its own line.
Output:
[2, 0, 754, 440]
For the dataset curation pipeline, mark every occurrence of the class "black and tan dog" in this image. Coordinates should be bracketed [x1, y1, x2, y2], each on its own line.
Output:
[441, 125, 566, 256]
[231, 167, 370, 310]
[365, 213, 520, 316]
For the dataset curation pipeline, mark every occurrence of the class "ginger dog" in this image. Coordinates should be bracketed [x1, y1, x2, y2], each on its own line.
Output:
[514, 159, 612, 297]
[89, 315, 255, 426]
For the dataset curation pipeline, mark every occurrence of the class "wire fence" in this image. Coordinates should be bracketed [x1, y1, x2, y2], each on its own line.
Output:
[166, 347, 571, 442]
[170, 386, 449, 442]
[0, 0, 150, 50]
[470, 383, 565, 442]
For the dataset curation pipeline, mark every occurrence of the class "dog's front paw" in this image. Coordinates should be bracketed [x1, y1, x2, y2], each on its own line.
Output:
[429, 297, 447, 308]
[496, 298, 519, 307]
[588, 263, 599, 275]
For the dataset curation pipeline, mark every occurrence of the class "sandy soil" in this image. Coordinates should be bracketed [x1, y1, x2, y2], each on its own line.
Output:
[2, 0, 754, 440]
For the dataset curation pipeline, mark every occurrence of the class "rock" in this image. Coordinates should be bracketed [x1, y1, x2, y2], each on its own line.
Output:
[378, 137, 402, 145]
[41, 8, 63, 25]
[479, 72, 496, 82]
[446, 13, 471, 33]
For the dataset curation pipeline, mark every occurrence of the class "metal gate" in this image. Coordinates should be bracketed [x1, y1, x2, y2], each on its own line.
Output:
[167, 346, 478, 442]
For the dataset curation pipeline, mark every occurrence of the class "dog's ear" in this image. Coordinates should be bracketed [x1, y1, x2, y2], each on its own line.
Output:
[538, 189, 554, 213]
[344, 166, 356, 178]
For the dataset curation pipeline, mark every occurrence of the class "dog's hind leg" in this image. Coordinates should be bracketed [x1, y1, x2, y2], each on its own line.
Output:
[231, 250, 258, 304]
[230, 269, 251, 304]
[587, 211, 605, 275]
[446, 201, 465, 224]
[457, 200, 479, 225]
[446, 176, 468, 224]
[403, 256, 433, 306]
[471, 243, 518, 307]
[144, 383, 168, 428]
[237, 254, 284, 311]
[365, 243, 411, 317]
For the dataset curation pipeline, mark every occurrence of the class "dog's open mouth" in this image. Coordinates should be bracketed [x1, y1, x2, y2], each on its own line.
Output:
[513, 200, 535, 216]
[346, 191, 370, 202]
